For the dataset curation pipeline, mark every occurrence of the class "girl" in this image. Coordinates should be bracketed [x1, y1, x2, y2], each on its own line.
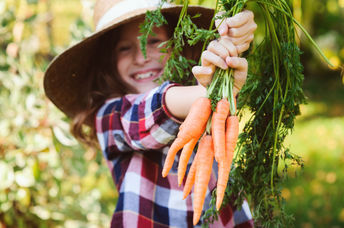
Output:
[44, 0, 257, 227]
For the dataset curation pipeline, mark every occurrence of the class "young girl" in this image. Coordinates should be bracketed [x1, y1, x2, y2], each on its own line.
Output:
[44, 0, 257, 227]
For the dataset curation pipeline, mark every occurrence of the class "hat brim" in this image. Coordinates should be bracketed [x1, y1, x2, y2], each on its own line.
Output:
[44, 5, 214, 124]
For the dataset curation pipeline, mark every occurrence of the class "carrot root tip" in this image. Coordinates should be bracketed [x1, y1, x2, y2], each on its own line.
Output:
[193, 212, 201, 226]
[216, 202, 221, 211]
[161, 170, 167, 178]
[182, 193, 188, 200]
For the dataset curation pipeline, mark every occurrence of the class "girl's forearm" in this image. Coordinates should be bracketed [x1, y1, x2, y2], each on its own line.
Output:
[165, 85, 207, 120]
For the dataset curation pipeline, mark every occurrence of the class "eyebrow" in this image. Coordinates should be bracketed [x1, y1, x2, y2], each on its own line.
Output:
[116, 40, 131, 47]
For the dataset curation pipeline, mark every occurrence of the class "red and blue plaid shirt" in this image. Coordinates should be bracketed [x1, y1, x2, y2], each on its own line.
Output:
[95, 81, 254, 228]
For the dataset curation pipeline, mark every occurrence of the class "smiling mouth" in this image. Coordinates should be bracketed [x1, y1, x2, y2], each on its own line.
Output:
[132, 69, 162, 81]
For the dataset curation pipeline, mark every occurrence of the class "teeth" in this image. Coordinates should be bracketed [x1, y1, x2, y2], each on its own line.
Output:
[135, 71, 155, 79]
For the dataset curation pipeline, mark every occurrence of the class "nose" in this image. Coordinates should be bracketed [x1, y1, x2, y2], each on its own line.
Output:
[134, 48, 150, 65]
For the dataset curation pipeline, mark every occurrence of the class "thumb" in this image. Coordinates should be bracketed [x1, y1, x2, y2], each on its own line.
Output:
[192, 66, 214, 87]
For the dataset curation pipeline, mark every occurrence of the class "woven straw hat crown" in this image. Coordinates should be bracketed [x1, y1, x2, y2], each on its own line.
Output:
[44, 0, 213, 125]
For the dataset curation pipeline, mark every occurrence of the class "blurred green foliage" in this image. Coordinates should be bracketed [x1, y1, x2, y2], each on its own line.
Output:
[0, 1, 115, 227]
[0, 0, 343, 227]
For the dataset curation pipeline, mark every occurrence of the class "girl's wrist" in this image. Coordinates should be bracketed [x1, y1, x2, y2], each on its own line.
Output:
[165, 84, 207, 120]
[195, 83, 207, 94]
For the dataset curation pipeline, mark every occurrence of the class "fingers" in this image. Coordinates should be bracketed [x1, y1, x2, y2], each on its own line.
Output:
[218, 37, 238, 57]
[202, 37, 238, 70]
[208, 38, 238, 59]
[215, 10, 256, 54]
[228, 19, 257, 38]
[195, 34, 248, 91]
[201, 50, 228, 70]
[229, 32, 254, 46]
[226, 10, 254, 28]
[233, 70, 247, 91]
[192, 66, 215, 87]
[226, 56, 247, 72]
[194, 56, 248, 93]
[216, 10, 256, 36]
[215, 11, 228, 36]
[236, 42, 251, 53]
[226, 57, 248, 96]
[207, 40, 229, 60]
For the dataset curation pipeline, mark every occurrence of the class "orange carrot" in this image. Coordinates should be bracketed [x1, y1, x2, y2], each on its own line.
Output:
[216, 161, 230, 210]
[162, 97, 211, 177]
[224, 115, 239, 164]
[178, 138, 198, 186]
[211, 99, 230, 163]
[216, 115, 239, 210]
[193, 134, 214, 225]
[182, 151, 199, 200]
[211, 99, 230, 211]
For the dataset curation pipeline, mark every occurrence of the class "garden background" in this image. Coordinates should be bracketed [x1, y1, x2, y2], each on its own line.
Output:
[0, 0, 343, 227]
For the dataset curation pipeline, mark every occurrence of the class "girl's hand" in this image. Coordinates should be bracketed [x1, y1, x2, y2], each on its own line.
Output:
[192, 54, 247, 97]
[226, 56, 248, 97]
[192, 37, 238, 87]
[216, 10, 257, 54]
[192, 37, 247, 97]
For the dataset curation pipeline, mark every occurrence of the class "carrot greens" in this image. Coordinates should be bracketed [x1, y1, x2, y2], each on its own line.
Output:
[139, 0, 219, 85]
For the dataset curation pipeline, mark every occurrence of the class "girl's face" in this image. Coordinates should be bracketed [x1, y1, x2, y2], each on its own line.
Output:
[114, 19, 170, 94]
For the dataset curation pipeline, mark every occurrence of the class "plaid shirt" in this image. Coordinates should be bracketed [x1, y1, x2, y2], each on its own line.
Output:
[96, 81, 254, 228]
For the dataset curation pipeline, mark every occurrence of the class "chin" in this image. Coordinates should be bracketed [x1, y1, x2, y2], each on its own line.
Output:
[135, 82, 159, 94]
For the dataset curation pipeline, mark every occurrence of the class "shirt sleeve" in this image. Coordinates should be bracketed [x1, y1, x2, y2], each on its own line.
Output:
[95, 81, 181, 160]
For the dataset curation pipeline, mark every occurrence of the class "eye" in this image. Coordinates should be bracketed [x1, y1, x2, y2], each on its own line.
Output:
[117, 45, 131, 52]
[147, 38, 162, 45]
[115, 41, 132, 54]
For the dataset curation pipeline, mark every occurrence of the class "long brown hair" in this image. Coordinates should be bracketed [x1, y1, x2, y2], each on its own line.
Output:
[71, 30, 129, 147]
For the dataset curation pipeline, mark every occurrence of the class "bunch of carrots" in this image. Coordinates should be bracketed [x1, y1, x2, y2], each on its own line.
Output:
[152, 0, 335, 225]
[162, 68, 238, 225]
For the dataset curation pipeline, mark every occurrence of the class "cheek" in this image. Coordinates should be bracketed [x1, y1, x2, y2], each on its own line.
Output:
[116, 58, 127, 79]
[161, 52, 170, 66]
[151, 50, 170, 65]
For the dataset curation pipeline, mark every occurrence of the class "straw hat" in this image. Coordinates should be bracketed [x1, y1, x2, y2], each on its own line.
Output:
[44, 0, 214, 123]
